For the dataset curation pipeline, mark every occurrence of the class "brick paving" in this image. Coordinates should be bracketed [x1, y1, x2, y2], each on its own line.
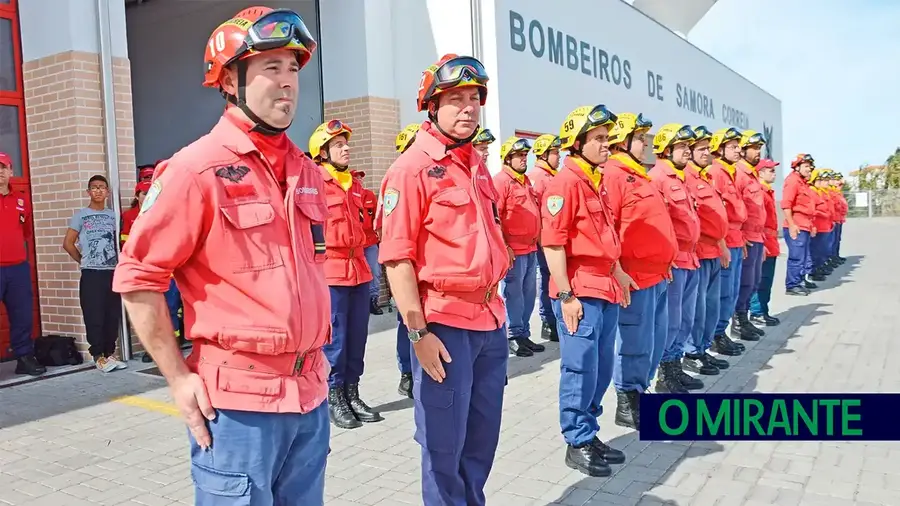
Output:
[1, 217, 898, 506]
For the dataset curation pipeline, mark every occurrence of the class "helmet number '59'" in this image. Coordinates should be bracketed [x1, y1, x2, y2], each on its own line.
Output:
[563, 120, 575, 132]
[209, 31, 226, 57]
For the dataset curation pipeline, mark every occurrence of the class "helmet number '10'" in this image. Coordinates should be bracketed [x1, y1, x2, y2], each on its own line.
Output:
[209, 31, 227, 57]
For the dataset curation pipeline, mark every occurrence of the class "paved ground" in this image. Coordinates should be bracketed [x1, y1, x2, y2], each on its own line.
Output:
[1, 217, 898, 506]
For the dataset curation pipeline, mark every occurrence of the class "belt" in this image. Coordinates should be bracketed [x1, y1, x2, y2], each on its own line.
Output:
[326, 246, 365, 259]
[192, 342, 313, 376]
[424, 285, 498, 304]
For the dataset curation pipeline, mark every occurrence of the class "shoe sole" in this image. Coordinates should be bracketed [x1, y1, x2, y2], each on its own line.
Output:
[683, 364, 719, 376]
[330, 417, 363, 430]
[565, 455, 611, 477]
[614, 417, 638, 430]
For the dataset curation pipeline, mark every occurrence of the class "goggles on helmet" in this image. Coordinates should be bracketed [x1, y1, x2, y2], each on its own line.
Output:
[634, 113, 653, 131]
[587, 105, 617, 129]
[691, 125, 712, 141]
[550, 137, 561, 149]
[744, 132, 765, 146]
[721, 128, 742, 145]
[674, 125, 696, 143]
[230, 9, 317, 65]
[433, 56, 489, 92]
[473, 128, 496, 145]
[325, 119, 352, 136]
[510, 139, 532, 153]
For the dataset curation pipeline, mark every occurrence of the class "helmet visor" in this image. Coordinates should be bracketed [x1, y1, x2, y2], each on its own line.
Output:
[587, 105, 617, 128]
[635, 113, 653, 130]
[434, 57, 489, 91]
[474, 128, 496, 145]
[675, 125, 695, 143]
[511, 139, 532, 152]
[744, 132, 765, 146]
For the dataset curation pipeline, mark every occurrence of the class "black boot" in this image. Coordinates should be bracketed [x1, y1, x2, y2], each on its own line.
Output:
[345, 383, 383, 423]
[761, 314, 780, 326]
[730, 313, 760, 342]
[521, 337, 545, 353]
[398, 372, 413, 399]
[703, 351, 729, 369]
[614, 390, 640, 430]
[565, 444, 611, 477]
[804, 277, 818, 289]
[328, 387, 362, 429]
[683, 353, 719, 375]
[369, 296, 383, 315]
[590, 437, 625, 464]
[786, 286, 808, 296]
[15, 355, 46, 376]
[810, 269, 826, 282]
[672, 359, 704, 390]
[655, 361, 688, 393]
[508, 337, 534, 357]
[711, 334, 742, 356]
[542, 321, 559, 342]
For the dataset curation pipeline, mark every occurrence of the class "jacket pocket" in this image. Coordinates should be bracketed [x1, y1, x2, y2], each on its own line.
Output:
[218, 326, 288, 355]
[219, 201, 284, 273]
[296, 201, 328, 264]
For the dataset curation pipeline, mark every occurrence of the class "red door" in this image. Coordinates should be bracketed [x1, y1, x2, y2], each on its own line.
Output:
[1, 0, 40, 361]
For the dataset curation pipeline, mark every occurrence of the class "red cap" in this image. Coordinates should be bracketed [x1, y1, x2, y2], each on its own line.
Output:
[135, 181, 152, 194]
[139, 167, 155, 179]
[0, 152, 11, 167]
[756, 159, 780, 170]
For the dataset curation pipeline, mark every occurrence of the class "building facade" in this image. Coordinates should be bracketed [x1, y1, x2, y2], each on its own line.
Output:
[0, 0, 782, 360]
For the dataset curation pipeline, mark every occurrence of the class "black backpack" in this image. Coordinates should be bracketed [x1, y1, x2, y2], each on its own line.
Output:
[34, 335, 84, 367]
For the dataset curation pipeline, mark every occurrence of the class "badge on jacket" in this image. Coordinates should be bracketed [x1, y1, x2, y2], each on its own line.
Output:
[547, 195, 564, 216]
[383, 188, 399, 216]
[140, 180, 162, 215]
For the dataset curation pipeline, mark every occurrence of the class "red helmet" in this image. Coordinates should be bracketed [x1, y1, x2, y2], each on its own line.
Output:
[0, 152, 10, 168]
[203, 7, 317, 88]
[416, 54, 488, 112]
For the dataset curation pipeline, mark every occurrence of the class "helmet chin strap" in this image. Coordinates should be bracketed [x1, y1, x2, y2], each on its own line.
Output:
[428, 108, 478, 150]
[226, 60, 291, 136]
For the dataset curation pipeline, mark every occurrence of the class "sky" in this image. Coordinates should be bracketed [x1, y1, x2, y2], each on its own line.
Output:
[686, 0, 900, 173]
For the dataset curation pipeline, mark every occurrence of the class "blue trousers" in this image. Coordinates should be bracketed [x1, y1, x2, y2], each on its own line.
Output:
[364, 245, 381, 299]
[832, 223, 843, 257]
[1, 262, 34, 357]
[165, 277, 182, 336]
[685, 259, 721, 355]
[501, 252, 537, 339]
[552, 297, 618, 446]
[661, 268, 699, 363]
[536, 248, 556, 327]
[324, 284, 371, 388]
[715, 247, 744, 335]
[188, 403, 329, 505]
[735, 242, 764, 312]
[614, 280, 668, 392]
[810, 231, 833, 270]
[396, 312, 412, 374]
[784, 228, 811, 289]
[412, 323, 507, 506]
[750, 256, 777, 317]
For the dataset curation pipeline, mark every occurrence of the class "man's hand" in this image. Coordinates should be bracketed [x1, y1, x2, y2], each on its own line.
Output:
[719, 243, 731, 269]
[742, 245, 748, 259]
[170, 373, 215, 449]
[788, 223, 799, 240]
[666, 266, 674, 283]
[507, 246, 515, 266]
[561, 297, 583, 334]
[811, 226, 817, 238]
[413, 332, 452, 383]
[614, 267, 639, 308]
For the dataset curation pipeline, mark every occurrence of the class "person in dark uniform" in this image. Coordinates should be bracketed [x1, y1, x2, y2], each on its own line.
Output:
[0, 153, 44, 376]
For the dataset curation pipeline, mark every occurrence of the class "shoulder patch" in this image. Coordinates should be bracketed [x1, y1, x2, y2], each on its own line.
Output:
[383, 188, 399, 216]
[547, 195, 564, 216]
[140, 180, 162, 215]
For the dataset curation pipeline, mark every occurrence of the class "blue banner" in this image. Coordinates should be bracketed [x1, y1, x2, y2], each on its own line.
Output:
[639, 394, 896, 441]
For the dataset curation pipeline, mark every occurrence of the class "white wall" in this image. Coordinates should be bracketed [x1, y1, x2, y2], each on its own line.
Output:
[19, 0, 128, 61]
[488, 0, 783, 180]
[126, 0, 322, 165]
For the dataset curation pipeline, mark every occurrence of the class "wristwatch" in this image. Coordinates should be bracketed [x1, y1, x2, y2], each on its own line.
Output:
[408, 327, 429, 343]
[557, 291, 575, 302]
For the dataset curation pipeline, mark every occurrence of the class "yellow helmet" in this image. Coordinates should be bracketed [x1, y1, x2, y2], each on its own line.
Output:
[309, 119, 353, 160]
[739, 129, 766, 148]
[559, 104, 617, 151]
[499, 136, 532, 162]
[395, 123, 420, 154]
[532, 134, 561, 157]
[709, 127, 742, 153]
[652, 124, 696, 155]
[808, 169, 821, 184]
[472, 127, 496, 146]
[690, 125, 713, 146]
[608, 113, 653, 147]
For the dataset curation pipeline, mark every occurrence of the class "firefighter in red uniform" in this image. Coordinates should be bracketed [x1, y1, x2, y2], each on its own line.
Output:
[0, 152, 44, 376]
[471, 127, 496, 163]
[389, 123, 421, 398]
[749, 158, 782, 326]
[604, 112, 678, 431]
[113, 7, 331, 504]
[379, 54, 509, 506]
[120, 181, 151, 247]
[647, 123, 702, 394]
[731, 130, 768, 341]
[682, 126, 732, 377]
[494, 136, 545, 357]
[138, 165, 155, 182]
[707, 128, 749, 357]
[354, 169, 383, 315]
[309, 120, 381, 429]
[542, 104, 629, 476]
[808, 169, 835, 281]
[528, 134, 562, 342]
[829, 171, 848, 265]
[782, 153, 817, 295]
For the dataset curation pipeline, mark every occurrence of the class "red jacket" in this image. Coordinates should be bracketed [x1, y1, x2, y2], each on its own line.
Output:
[707, 159, 748, 248]
[684, 163, 729, 261]
[781, 171, 816, 232]
[493, 167, 540, 255]
[648, 160, 700, 270]
[359, 183, 378, 248]
[760, 182, 780, 257]
[735, 160, 766, 244]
